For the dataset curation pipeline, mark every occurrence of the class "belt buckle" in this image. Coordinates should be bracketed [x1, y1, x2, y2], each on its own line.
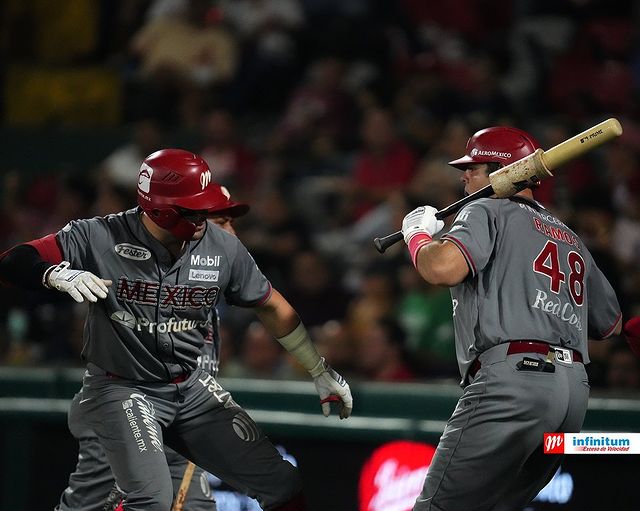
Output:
[554, 348, 573, 365]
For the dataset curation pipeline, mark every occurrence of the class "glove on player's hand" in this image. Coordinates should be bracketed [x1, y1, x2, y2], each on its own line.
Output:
[623, 317, 640, 358]
[402, 206, 444, 244]
[312, 358, 353, 419]
[45, 261, 112, 303]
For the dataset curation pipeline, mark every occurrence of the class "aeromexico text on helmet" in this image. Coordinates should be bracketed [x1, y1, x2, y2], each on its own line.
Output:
[469, 148, 512, 160]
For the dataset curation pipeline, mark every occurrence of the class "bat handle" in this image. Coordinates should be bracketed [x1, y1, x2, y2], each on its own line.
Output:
[373, 231, 403, 253]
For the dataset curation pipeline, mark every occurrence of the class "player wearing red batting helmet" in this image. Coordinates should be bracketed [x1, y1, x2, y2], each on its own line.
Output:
[448, 126, 541, 169]
[399, 125, 622, 511]
[137, 148, 249, 241]
[0, 147, 352, 511]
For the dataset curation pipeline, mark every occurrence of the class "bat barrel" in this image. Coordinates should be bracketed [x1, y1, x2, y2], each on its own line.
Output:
[542, 118, 622, 170]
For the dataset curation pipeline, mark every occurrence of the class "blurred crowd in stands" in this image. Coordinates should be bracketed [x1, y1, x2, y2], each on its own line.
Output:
[1, 0, 640, 391]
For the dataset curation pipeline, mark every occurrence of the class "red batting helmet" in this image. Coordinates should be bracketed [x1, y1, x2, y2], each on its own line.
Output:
[137, 148, 248, 240]
[448, 126, 540, 170]
[207, 185, 249, 219]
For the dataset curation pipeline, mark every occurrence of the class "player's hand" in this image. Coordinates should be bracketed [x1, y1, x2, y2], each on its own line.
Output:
[623, 317, 640, 358]
[312, 358, 353, 419]
[401, 206, 444, 244]
[45, 261, 112, 303]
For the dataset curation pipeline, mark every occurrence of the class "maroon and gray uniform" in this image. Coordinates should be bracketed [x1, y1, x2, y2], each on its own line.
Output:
[414, 197, 621, 511]
[56, 311, 221, 511]
[56, 208, 300, 511]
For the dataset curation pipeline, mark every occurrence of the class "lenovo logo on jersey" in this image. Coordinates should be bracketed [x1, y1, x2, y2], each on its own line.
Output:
[189, 269, 219, 282]
[190, 254, 220, 266]
[115, 243, 151, 261]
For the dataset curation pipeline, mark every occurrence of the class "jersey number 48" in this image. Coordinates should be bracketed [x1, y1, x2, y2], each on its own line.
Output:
[533, 240, 585, 306]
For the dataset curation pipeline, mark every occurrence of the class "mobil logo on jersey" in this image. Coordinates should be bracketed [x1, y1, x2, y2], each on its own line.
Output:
[359, 441, 435, 511]
[116, 277, 219, 309]
[191, 254, 221, 267]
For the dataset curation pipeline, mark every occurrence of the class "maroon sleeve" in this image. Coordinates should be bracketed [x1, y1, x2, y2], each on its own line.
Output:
[0, 234, 61, 288]
[23, 233, 64, 264]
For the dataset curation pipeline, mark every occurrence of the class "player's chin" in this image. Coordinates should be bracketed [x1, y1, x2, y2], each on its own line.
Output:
[191, 223, 207, 240]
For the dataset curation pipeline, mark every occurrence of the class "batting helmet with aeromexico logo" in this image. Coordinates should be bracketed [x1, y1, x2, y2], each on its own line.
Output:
[137, 149, 248, 240]
[448, 126, 540, 170]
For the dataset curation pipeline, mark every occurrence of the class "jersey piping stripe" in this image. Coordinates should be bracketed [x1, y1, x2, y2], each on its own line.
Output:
[601, 312, 622, 339]
[255, 282, 273, 306]
[442, 234, 477, 277]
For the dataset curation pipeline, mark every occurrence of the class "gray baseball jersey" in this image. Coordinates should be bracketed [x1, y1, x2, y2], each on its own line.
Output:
[56, 207, 269, 381]
[441, 197, 621, 384]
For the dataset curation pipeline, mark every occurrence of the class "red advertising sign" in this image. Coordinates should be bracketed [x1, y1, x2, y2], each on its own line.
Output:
[359, 440, 436, 511]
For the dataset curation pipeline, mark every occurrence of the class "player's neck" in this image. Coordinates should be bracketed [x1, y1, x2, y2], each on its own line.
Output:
[140, 212, 186, 258]
[515, 189, 535, 200]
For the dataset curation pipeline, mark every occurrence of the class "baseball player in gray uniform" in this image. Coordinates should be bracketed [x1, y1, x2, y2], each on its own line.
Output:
[400, 126, 622, 511]
[0, 149, 353, 511]
[55, 189, 244, 511]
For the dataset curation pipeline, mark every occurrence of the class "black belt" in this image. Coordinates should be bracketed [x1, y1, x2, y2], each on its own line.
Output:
[468, 341, 583, 379]
[106, 371, 189, 384]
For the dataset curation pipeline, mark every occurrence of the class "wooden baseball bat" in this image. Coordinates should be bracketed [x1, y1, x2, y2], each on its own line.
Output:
[171, 461, 196, 511]
[373, 118, 623, 254]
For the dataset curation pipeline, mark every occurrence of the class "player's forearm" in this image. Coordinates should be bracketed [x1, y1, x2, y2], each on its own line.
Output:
[0, 244, 52, 289]
[255, 289, 324, 376]
[254, 288, 300, 336]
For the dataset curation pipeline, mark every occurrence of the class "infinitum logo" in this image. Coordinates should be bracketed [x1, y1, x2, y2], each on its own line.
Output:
[546, 433, 640, 454]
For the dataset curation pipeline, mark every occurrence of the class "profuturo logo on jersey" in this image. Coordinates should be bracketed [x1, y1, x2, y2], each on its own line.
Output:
[110, 310, 209, 334]
[138, 163, 153, 193]
[129, 393, 163, 452]
[200, 169, 212, 190]
[115, 243, 151, 261]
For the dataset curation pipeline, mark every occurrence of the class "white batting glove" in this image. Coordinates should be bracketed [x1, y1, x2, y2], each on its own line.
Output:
[311, 358, 353, 419]
[401, 206, 444, 244]
[45, 261, 112, 303]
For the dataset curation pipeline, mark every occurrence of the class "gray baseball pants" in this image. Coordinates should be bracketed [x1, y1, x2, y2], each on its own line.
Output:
[78, 365, 300, 511]
[414, 343, 590, 511]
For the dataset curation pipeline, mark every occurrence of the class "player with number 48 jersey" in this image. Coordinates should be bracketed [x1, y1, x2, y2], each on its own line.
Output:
[400, 126, 621, 511]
